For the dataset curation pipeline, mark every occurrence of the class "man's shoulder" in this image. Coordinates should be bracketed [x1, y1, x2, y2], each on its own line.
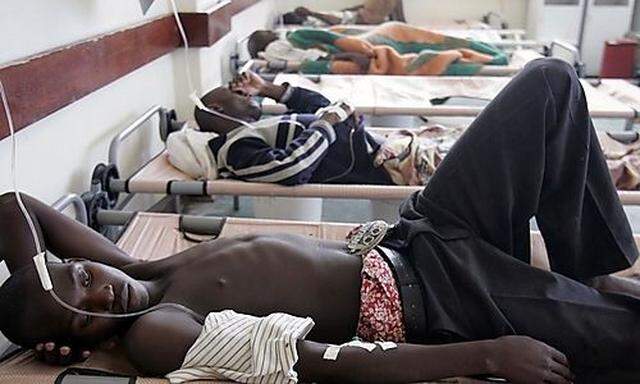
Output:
[123, 309, 201, 375]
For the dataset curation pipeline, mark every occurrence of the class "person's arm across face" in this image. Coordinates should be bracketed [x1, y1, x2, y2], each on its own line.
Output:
[296, 335, 574, 384]
[229, 71, 332, 114]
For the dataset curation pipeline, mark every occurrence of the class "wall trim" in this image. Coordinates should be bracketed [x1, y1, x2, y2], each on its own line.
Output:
[0, 0, 262, 140]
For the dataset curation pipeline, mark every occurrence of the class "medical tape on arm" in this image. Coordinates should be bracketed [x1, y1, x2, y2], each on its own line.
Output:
[322, 339, 397, 361]
[314, 100, 353, 123]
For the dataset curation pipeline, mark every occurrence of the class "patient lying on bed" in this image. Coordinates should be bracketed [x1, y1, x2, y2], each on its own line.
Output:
[167, 69, 640, 191]
[166, 70, 449, 186]
[282, 1, 405, 27]
[3, 60, 640, 383]
[248, 22, 507, 76]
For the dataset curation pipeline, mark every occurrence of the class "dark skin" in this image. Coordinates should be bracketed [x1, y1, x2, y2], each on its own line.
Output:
[294, 6, 343, 26]
[1, 193, 578, 384]
[196, 71, 352, 135]
[294, 1, 405, 25]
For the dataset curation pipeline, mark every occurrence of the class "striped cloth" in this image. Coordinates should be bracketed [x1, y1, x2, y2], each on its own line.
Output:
[166, 311, 315, 384]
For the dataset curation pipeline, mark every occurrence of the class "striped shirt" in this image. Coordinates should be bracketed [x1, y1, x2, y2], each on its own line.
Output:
[166, 311, 315, 384]
[206, 86, 392, 186]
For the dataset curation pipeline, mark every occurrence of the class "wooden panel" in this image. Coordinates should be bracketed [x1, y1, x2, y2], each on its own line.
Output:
[181, 3, 232, 47]
[0, 16, 180, 139]
[0, 100, 8, 139]
[181, 0, 260, 47]
[227, 0, 261, 15]
[0, 0, 264, 141]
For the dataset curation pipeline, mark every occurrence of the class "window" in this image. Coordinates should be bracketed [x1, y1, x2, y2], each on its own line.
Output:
[545, 0, 580, 4]
[594, 0, 629, 5]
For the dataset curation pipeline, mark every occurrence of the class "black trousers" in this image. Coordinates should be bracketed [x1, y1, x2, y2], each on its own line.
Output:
[391, 59, 640, 376]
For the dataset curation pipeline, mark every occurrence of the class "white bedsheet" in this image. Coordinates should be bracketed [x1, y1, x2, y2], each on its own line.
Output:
[263, 73, 634, 118]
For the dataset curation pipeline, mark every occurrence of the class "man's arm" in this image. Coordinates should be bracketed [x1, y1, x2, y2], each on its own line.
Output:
[126, 311, 571, 383]
[296, 336, 573, 384]
[230, 71, 331, 114]
[124, 309, 201, 376]
[224, 119, 337, 185]
[0, 192, 136, 272]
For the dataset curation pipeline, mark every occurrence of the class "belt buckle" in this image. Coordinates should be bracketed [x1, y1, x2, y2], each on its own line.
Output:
[346, 220, 390, 256]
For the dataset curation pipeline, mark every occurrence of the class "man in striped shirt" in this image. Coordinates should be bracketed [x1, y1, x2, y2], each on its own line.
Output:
[189, 71, 394, 186]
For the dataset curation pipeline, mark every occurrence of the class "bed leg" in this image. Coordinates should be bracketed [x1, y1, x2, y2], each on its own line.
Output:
[174, 195, 182, 214]
[624, 118, 635, 131]
[233, 196, 240, 211]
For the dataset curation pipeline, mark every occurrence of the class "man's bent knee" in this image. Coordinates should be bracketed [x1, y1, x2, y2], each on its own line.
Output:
[524, 58, 576, 81]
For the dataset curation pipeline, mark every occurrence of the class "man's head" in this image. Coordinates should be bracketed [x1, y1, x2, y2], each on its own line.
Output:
[282, 12, 307, 25]
[0, 260, 150, 349]
[247, 30, 278, 59]
[194, 87, 262, 135]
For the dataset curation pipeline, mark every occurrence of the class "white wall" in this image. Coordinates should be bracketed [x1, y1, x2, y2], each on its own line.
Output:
[276, 0, 528, 28]
[0, 0, 276, 203]
[0, 0, 276, 356]
[0, 0, 177, 204]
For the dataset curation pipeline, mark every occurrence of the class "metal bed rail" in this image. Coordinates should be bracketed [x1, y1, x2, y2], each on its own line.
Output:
[52, 193, 88, 225]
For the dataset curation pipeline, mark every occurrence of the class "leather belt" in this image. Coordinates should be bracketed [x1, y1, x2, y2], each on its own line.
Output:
[377, 245, 427, 343]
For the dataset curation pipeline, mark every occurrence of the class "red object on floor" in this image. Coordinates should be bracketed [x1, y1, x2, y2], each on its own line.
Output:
[601, 39, 637, 78]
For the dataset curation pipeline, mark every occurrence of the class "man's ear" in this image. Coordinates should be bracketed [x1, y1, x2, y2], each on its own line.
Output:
[203, 101, 223, 113]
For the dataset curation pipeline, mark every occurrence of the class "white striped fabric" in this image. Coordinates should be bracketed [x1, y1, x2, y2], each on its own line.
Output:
[166, 310, 315, 384]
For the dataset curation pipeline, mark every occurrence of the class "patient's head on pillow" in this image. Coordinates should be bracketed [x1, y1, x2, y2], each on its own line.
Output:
[0, 260, 150, 349]
[194, 87, 262, 135]
[247, 30, 279, 59]
[282, 12, 307, 25]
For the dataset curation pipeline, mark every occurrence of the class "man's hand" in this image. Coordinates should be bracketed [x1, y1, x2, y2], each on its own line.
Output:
[333, 52, 371, 72]
[316, 101, 355, 126]
[34, 342, 91, 366]
[487, 336, 573, 384]
[229, 71, 267, 97]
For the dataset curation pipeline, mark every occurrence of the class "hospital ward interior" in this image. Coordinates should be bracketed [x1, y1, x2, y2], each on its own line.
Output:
[6, 0, 640, 383]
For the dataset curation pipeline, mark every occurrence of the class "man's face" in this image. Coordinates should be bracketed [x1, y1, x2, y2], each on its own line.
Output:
[29, 261, 150, 347]
[207, 87, 262, 124]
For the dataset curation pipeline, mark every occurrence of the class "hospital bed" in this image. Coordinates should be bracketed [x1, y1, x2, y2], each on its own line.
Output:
[234, 32, 580, 79]
[593, 79, 640, 122]
[2, 202, 639, 383]
[260, 73, 634, 124]
[234, 18, 584, 78]
[88, 106, 640, 215]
